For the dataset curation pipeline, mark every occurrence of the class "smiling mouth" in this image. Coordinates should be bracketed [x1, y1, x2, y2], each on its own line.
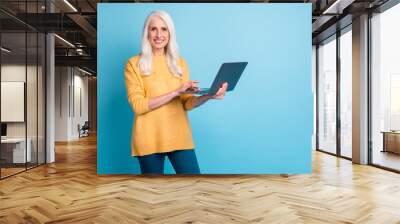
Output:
[154, 39, 164, 44]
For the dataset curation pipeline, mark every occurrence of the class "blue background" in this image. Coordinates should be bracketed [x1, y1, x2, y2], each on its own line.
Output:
[98, 3, 312, 174]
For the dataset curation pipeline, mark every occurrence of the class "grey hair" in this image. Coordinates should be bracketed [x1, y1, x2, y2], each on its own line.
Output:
[138, 10, 182, 77]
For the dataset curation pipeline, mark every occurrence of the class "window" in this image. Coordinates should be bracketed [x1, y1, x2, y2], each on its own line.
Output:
[339, 28, 352, 158]
[371, 3, 400, 171]
[317, 36, 337, 154]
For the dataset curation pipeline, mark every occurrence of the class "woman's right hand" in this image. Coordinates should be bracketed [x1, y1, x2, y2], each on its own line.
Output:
[177, 80, 199, 94]
[149, 80, 199, 111]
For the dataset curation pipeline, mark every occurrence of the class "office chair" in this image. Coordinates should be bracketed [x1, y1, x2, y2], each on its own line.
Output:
[78, 121, 90, 138]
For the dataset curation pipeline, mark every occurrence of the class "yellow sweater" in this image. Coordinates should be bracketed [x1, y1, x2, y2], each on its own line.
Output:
[124, 55, 195, 156]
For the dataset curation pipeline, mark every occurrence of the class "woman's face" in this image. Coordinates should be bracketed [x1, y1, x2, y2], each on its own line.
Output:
[148, 17, 170, 54]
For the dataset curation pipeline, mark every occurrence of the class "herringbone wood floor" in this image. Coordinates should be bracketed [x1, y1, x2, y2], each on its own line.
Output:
[1, 134, 400, 224]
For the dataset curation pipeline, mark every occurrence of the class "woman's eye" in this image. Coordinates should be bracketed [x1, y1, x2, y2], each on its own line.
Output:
[162, 27, 168, 31]
[151, 27, 156, 31]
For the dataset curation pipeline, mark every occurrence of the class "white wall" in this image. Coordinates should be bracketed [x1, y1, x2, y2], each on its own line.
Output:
[72, 73, 88, 137]
[1, 65, 40, 138]
[55, 66, 69, 141]
[1, 64, 46, 164]
[55, 67, 89, 141]
[1, 65, 26, 134]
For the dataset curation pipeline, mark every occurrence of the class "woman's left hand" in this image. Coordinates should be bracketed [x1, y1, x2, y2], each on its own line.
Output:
[211, 82, 228, 99]
[192, 82, 228, 108]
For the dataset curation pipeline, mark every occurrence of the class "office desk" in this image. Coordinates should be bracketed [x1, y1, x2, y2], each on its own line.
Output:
[1, 138, 31, 163]
[381, 131, 400, 154]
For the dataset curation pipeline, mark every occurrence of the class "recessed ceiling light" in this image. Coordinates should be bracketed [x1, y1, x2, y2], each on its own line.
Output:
[77, 67, 93, 76]
[322, 0, 354, 15]
[1, 47, 11, 53]
[54, 34, 75, 48]
[63, 0, 78, 12]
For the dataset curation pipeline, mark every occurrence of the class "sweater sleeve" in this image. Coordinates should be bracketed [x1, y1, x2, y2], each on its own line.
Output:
[180, 59, 195, 111]
[124, 60, 150, 115]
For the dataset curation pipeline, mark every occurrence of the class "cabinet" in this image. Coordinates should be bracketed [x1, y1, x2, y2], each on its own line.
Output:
[0, 138, 32, 165]
[382, 131, 400, 154]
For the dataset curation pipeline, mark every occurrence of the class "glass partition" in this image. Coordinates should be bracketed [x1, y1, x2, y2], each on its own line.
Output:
[0, 1, 46, 179]
[1, 30, 28, 177]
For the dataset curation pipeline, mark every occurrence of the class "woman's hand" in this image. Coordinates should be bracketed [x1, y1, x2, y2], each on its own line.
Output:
[210, 82, 228, 99]
[190, 82, 228, 109]
[177, 80, 199, 94]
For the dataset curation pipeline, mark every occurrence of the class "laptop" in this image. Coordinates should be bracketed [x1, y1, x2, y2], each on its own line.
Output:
[188, 62, 248, 96]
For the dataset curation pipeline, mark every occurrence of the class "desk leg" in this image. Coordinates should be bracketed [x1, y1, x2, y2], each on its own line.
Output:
[382, 133, 386, 153]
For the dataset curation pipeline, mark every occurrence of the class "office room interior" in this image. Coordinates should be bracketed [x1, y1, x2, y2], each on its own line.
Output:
[0, 0, 400, 223]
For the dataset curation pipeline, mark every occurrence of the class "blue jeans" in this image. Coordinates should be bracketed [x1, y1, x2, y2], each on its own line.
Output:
[137, 149, 200, 174]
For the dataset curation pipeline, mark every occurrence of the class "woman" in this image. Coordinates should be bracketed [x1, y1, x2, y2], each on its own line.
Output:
[124, 10, 227, 174]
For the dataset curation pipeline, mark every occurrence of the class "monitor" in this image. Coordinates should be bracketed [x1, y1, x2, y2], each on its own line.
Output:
[1, 123, 7, 137]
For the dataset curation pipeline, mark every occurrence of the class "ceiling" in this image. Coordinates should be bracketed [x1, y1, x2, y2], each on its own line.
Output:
[0, 0, 392, 75]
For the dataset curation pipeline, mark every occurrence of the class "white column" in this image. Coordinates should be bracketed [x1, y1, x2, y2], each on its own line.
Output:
[46, 33, 55, 163]
[45, 1, 55, 163]
[352, 14, 369, 164]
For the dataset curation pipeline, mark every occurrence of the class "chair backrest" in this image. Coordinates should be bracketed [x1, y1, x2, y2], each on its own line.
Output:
[82, 121, 90, 129]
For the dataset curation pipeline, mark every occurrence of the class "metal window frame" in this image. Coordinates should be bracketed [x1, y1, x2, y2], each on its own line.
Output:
[368, 2, 400, 173]
[316, 0, 400, 173]
[315, 23, 353, 162]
